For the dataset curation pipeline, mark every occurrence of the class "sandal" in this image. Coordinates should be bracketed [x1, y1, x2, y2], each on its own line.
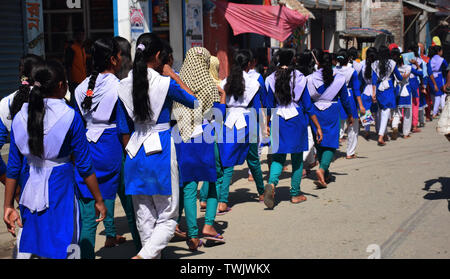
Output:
[263, 184, 275, 209]
[377, 141, 386, 146]
[291, 195, 307, 204]
[314, 180, 327, 189]
[217, 207, 232, 215]
[203, 233, 226, 243]
[258, 194, 264, 203]
[346, 154, 357, 159]
[174, 227, 187, 240]
[186, 238, 204, 251]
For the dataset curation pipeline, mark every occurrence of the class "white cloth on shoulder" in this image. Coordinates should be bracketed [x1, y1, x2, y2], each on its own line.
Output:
[13, 99, 74, 213]
[118, 68, 171, 159]
[372, 60, 396, 91]
[221, 71, 260, 130]
[75, 73, 120, 143]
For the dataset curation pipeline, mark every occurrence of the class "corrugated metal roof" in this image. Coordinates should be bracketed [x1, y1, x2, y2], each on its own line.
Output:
[300, 0, 343, 10]
[403, 0, 439, 13]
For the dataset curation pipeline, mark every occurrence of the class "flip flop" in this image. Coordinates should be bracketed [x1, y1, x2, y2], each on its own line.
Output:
[217, 207, 232, 215]
[203, 234, 226, 243]
[346, 154, 357, 159]
[314, 180, 327, 189]
[263, 184, 275, 209]
[291, 195, 307, 204]
[187, 239, 204, 251]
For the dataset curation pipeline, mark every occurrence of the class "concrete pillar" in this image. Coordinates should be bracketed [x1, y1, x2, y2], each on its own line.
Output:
[361, 0, 371, 28]
[169, 1, 183, 71]
[419, 11, 428, 44]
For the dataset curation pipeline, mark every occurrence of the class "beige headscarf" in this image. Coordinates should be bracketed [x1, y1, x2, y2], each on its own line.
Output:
[173, 47, 220, 142]
[209, 56, 221, 86]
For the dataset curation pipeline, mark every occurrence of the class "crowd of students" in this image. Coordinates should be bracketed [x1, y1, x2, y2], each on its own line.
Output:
[1, 32, 448, 259]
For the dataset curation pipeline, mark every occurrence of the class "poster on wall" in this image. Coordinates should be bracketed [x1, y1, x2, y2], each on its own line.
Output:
[130, 7, 145, 42]
[26, 0, 45, 56]
[184, 0, 203, 50]
[152, 0, 169, 27]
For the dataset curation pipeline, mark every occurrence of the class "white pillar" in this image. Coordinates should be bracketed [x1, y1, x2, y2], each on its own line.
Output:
[361, 0, 371, 28]
[169, 1, 184, 71]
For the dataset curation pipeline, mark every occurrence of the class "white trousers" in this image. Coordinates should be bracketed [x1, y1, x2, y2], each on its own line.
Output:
[378, 108, 391, 136]
[303, 126, 316, 167]
[13, 227, 32, 259]
[133, 140, 179, 259]
[433, 95, 447, 116]
[339, 119, 348, 139]
[419, 108, 425, 124]
[346, 120, 359, 156]
[392, 107, 412, 136]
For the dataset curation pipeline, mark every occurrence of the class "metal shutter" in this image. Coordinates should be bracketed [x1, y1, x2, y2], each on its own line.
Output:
[0, 1, 25, 98]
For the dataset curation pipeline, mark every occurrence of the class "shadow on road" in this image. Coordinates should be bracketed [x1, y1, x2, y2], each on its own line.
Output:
[423, 177, 450, 212]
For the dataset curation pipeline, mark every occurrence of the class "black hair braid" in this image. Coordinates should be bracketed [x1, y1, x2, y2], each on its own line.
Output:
[378, 45, 391, 80]
[336, 49, 349, 66]
[132, 33, 164, 123]
[81, 70, 99, 111]
[81, 38, 120, 111]
[364, 47, 377, 81]
[390, 48, 402, 66]
[225, 49, 252, 101]
[275, 49, 296, 106]
[10, 54, 44, 119]
[314, 48, 334, 86]
[28, 61, 66, 157]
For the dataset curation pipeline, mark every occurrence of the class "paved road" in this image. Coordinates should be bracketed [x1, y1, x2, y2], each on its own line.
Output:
[1, 120, 449, 259]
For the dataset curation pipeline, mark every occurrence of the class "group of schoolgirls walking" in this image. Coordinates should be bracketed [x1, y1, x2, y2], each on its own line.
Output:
[0, 32, 357, 259]
[356, 44, 448, 146]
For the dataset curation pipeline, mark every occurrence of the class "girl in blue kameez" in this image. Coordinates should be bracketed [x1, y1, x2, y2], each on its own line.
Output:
[371, 45, 403, 146]
[263, 48, 323, 209]
[307, 49, 353, 188]
[74, 38, 128, 258]
[427, 45, 448, 118]
[217, 49, 266, 211]
[359, 47, 378, 140]
[334, 49, 365, 159]
[117, 33, 197, 259]
[3, 60, 106, 259]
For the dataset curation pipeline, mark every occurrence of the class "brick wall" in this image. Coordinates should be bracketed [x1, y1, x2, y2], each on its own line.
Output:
[345, 0, 404, 47]
[346, 1, 361, 28]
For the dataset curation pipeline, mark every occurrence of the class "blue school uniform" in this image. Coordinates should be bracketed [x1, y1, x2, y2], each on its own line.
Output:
[218, 72, 263, 167]
[74, 73, 126, 200]
[372, 60, 403, 110]
[397, 66, 423, 108]
[359, 61, 377, 113]
[7, 99, 94, 259]
[335, 66, 361, 120]
[174, 102, 226, 184]
[248, 69, 268, 108]
[307, 70, 352, 149]
[409, 58, 424, 99]
[0, 92, 29, 185]
[265, 70, 313, 154]
[427, 55, 448, 97]
[0, 119, 7, 175]
[118, 72, 196, 196]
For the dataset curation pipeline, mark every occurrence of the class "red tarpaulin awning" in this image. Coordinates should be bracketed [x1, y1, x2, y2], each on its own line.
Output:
[215, 0, 309, 42]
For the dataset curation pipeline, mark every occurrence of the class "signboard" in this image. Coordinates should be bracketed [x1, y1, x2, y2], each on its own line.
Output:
[184, 0, 203, 50]
[130, 7, 145, 42]
[25, 0, 45, 56]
